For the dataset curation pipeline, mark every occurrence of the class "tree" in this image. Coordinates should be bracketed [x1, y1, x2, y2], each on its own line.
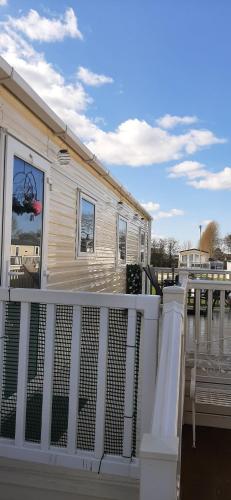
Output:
[151, 238, 166, 267]
[165, 238, 180, 267]
[199, 221, 219, 257]
[212, 247, 225, 261]
[151, 237, 180, 267]
[224, 234, 231, 255]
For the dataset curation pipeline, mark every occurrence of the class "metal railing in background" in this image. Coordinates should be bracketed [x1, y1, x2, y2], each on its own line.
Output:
[152, 266, 231, 285]
[186, 279, 231, 352]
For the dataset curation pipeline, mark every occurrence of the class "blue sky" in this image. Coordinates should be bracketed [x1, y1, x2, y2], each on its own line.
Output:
[0, 0, 231, 245]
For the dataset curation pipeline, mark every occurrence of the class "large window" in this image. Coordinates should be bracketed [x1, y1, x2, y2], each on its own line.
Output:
[118, 217, 127, 263]
[79, 196, 95, 253]
[10, 157, 44, 288]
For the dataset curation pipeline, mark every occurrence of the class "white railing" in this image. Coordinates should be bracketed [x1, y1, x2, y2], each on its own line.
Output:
[0, 288, 160, 477]
[140, 279, 188, 500]
[186, 278, 231, 353]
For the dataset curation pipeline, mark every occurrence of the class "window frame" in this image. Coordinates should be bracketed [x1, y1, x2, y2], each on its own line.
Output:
[117, 215, 127, 265]
[77, 191, 96, 256]
[2, 136, 50, 289]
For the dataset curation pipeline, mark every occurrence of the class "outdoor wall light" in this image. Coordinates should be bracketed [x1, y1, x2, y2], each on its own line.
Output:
[57, 149, 71, 166]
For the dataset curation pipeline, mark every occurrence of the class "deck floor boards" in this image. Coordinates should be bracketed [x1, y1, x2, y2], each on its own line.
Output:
[181, 425, 231, 500]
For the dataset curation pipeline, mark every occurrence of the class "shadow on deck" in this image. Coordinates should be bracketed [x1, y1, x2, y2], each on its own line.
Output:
[181, 425, 231, 500]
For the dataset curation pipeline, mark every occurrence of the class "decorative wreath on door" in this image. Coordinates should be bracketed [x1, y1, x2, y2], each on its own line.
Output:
[12, 171, 42, 219]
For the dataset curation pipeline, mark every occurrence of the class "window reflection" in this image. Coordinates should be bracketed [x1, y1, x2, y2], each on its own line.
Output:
[140, 230, 145, 263]
[118, 217, 127, 262]
[10, 157, 44, 288]
[80, 198, 95, 253]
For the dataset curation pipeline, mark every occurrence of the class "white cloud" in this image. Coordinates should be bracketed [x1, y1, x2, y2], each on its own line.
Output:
[152, 208, 184, 221]
[169, 161, 231, 190]
[156, 114, 198, 129]
[86, 122, 224, 167]
[7, 8, 83, 42]
[0, 0, 7, 6]
[0, 27, 95, 140]
[190, 167, 231, 190]
[77, 66, 113, 87]
[140, 201, 184, 220]
[0, 11, 226, 169]
[141, 201, 160, 212]
[168, 161, 207, 179]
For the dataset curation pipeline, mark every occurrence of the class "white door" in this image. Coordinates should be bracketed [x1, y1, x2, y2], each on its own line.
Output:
[2, 136, 50, 289]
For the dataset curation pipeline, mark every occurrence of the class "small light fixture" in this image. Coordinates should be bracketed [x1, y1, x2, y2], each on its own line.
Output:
[57, 149, 71, 166]
[133, 213, 139, 220]
[117, 201, 124, 211]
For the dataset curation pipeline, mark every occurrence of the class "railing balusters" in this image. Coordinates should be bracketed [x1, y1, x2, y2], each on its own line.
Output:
[41, 303, 56, 451]
[195, 289, 200, 343]
[123, 308, 137, 459]
[0, 289, 161, 478]
[0, 301, 6, 436]
[15, 302, 31, 447]
[67, 305, 81, 454]
[207, 289, 213, 353]
[219, 290, 225, 354]
[94, 307, 109, 460]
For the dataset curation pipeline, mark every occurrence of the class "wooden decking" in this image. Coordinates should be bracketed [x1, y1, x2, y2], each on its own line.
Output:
[181, 425, 231, 500]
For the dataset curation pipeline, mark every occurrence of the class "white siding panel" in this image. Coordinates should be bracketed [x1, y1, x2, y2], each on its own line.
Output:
[0, 87, 149, 293]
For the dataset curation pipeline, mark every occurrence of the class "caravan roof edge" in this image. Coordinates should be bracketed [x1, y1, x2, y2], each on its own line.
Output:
[0, 55, 152, 221]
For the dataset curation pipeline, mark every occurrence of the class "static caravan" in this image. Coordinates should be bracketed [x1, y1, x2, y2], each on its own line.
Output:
[0, 56, 151, 293]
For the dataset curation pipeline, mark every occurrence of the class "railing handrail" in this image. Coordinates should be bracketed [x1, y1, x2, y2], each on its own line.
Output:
[152, 266, 231, 275]
[7, 288, 159, 318]
[188, 279, 231, 290]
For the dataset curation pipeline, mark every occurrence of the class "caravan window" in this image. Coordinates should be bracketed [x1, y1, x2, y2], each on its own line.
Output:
[79, 196, 95, 253]
[118, 217, 127, 263]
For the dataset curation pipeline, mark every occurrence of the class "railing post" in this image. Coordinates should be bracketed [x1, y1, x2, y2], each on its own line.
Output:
[123, 309, 137, 458]
[139, 295, 160, 437]
[15, 302, 31, 447]
[94, 307, 109, 461]
[140, 434, 179, 500]
[140, 284, 187, 500]
[41, 304, 56, 451]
